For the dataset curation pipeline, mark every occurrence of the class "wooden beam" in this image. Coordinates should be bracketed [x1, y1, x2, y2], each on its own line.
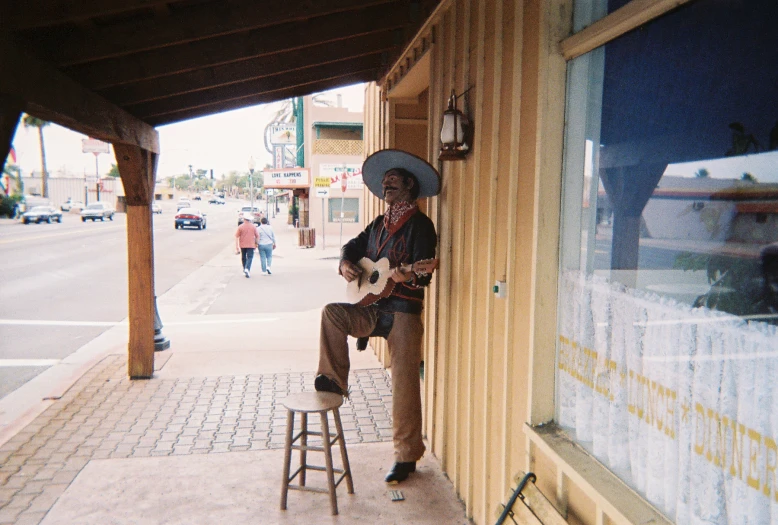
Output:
[0, 35, 159, 153]
[115, 143, 156, 379]
[1, 0, 170, 30]
[146, 71, 378, 126]
[44, 0, 397, 66]
[559, 0, 692, 60]
[66, 4, 409, 90]
[101, 32, 397, 106]
[130, 55, 383, 120]
[0, 95, 23, 171]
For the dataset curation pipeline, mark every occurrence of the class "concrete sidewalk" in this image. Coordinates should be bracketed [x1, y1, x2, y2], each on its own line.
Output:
[0, 226, 470, 524]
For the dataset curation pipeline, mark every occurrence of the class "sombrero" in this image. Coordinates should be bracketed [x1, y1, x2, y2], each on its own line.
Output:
[362, 149, 441, 199]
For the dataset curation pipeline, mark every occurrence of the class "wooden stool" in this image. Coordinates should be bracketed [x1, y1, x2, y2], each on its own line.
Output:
[280, 391, 354, 515]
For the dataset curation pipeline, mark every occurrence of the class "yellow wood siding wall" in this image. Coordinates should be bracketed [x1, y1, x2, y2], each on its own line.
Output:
[364, 1, 572, 523]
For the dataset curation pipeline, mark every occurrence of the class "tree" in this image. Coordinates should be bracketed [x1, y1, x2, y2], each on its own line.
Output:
[22, 115, 50, 197]
[741, 172, 758, 183]
[2, 163, 23, 196]
[694, 168, 710, 178]
[107, 163, 121, 177]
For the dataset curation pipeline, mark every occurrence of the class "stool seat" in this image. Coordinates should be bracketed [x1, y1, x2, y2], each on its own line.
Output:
[280, 391, 354, 515]
[282, 391, 343, 413]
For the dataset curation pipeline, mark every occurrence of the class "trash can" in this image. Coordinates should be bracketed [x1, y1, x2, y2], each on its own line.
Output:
[298, 227, 315, 248]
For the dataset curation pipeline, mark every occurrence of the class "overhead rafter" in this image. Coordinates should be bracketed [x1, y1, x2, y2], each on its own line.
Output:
[0, 34, 158, 152]
[0, 0, 171, 30]
[99, 31, 397, 107]
[64, 3, 409, 90]
[32, 0, 396, 67]
[130, 54, 383, 120]
[147, 71, 377, 127]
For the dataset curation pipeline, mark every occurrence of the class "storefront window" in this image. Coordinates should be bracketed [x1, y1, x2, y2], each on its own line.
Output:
[557, 1, 778, 522]
[328, 197, 359, 223]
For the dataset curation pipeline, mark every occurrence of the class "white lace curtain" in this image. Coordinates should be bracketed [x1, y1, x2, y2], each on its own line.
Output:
[557, 272, 778, 524]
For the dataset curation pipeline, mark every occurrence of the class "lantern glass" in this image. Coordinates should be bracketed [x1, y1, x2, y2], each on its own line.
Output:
[441, 111, 459, 144]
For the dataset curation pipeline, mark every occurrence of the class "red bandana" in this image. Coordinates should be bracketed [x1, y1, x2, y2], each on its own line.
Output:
[383, 201, 418, 234]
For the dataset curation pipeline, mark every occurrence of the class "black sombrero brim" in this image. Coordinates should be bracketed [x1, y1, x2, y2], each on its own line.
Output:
[362, 149, 441, 199]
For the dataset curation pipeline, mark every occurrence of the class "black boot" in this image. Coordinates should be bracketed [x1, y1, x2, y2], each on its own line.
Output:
[384, 461, 416, 484]
[314, 374, 346, 396]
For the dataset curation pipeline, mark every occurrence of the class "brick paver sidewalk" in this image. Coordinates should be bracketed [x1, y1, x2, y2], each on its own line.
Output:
[0, 355, 393, 524]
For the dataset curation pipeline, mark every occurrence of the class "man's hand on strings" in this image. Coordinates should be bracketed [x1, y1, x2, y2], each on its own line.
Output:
[339, 260, 362, 282]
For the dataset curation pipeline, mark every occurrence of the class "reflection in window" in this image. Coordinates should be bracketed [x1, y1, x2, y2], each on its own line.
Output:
[557, 1, 778, 523]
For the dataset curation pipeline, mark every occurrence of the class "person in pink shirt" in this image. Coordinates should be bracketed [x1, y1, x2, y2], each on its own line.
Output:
[235, 218, 259, 278]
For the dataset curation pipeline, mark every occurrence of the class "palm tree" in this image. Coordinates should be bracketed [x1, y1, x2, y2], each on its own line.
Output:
[22, 115, 50, 198]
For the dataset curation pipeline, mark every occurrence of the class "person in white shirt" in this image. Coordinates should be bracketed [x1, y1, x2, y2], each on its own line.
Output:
[255, 217, 276, 275]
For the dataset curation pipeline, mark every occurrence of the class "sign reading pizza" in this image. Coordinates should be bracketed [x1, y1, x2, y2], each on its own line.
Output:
[262, 168, 310, 189]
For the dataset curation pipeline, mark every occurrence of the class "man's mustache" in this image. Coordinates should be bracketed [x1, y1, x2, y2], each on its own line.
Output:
[383, 186, 399, 195]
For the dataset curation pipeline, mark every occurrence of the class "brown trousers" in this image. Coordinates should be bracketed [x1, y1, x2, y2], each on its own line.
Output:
[318, 303, 425, 463]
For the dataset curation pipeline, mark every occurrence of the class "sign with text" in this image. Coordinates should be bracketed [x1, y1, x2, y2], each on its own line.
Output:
[82, 138, 110, 154]
[319, 164, 363, 190]
[269, 123, 296, 145]
[314, 177, 331, 188]
[262, 168, 310, 189]
[315, 188, 330, 198]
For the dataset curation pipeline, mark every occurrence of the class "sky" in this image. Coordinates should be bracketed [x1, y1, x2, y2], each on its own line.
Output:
[9, 84, 366, 181]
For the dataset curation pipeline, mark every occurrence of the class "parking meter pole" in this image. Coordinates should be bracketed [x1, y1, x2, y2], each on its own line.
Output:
[153, 296, 170, 351]
[321, 199, 325, 250]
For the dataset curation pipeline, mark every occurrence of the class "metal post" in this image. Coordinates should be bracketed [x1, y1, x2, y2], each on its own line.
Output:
[94, 154, 99, 201]
[153, 296, 170, 351]
[321, 198, 326, 250]
[249, 172, 254, 209]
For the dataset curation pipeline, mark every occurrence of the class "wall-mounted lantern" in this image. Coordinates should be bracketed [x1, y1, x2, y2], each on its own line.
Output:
[439, 89, 471, 161]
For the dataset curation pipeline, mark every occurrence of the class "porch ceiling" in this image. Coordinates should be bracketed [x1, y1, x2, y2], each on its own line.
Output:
[1, 0, 439, 130]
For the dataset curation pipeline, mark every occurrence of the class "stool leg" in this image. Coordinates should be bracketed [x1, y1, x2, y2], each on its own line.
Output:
[280, 409, 294, 510]
[332, 407, 354, 494]
[320, 411, 338, 515]
[300, 412, 307, 487]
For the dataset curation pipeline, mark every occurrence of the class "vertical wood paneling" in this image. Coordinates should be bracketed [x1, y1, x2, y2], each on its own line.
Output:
[449, 0, 468, 493]
[463, 0, 486, 516]
[501, 0, 526, 493]
[481, 0, 505, 519]
[365, 1, 573, 523]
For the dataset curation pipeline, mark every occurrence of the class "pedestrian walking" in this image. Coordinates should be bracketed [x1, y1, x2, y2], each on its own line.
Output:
[235, 217, 259, 277]
[256, 217, 276, 275]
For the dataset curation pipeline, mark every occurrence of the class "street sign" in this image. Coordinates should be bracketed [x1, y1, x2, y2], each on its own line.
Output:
[314, 177, 330, 188]
[82, 138, 109, 154]
[315, 188, 330, 198]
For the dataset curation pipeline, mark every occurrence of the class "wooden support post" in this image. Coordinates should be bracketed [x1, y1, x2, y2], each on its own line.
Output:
[114, 143, 157, 379]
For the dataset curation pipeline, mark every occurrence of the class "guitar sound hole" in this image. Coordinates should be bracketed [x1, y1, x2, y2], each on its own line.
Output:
[369, 270, 380, 284]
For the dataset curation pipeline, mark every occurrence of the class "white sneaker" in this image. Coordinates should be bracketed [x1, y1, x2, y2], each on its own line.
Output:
[266, 269, 272, 275]
[244, 268, 249, 278]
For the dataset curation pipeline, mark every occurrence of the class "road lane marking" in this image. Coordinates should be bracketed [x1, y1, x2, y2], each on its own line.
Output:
[0, 225, 122, 245]
[0, 359, 60, 367]
[0, 318, 280, 326]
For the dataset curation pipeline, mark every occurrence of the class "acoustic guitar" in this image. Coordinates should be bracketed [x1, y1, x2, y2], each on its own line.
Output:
[346, 257, 439, 306]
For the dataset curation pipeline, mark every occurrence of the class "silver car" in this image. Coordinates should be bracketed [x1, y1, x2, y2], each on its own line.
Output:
[81, 202, 115, 222]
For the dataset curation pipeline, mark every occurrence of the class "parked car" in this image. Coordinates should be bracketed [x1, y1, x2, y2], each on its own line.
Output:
[175, 208, 207, 230]
[209, 196, 225, 205]
[177, 199, 192, 211]
[152, 202, 162, 214]
[193, 194, 202, 200]
[60, 199, 84, 212]
[81, 202, 115, 221]
[22, 206, 62, 224]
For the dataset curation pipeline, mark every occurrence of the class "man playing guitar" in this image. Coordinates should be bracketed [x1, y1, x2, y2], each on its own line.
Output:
[315, 149, 439, 484]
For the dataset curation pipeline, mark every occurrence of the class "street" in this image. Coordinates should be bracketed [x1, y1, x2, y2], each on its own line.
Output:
[0, 197, 342, 399]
